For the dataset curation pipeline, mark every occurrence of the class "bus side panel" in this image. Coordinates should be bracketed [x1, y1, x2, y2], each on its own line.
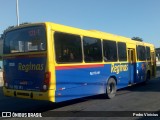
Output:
[111, 63, 130, 89]
[135, 62, 146, 83]
[55, 63, 130, 102]
[55, 66, 105, 102]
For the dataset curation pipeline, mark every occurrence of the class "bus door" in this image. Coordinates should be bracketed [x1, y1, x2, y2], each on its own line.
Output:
[128, 49, 136, 84]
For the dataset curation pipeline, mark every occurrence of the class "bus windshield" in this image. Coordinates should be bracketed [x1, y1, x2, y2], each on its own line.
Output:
[4, 26, 46, 54]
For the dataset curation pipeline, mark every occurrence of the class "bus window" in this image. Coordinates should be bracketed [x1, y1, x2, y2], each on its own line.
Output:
[118, 42, 127, 61]
[137, 45, 146, 61]
[4, 26, 46, 54]
[103, 40, 117, 62]
[54, 32, 82, 63]
[146, 46, 151, 61]
[83, 37, 102, 62]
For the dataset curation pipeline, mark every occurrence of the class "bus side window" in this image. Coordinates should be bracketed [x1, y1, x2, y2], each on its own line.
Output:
[137, 45, 146, 61]
[83, 37, 102, 62]
[62, 48, 74, 61]
[54, 32, 82, 63]
[118, 42, 127, 61]
[146, 46, 151, 61]
[103, 40, 117, 62]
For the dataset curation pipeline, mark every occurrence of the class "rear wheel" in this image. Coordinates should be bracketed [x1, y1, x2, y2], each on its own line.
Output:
[105, 78, 117, 99]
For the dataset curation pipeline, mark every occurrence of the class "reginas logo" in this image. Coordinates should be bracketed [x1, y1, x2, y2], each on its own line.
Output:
[111, 63, 128, 74]
[18, 62, 44, 72]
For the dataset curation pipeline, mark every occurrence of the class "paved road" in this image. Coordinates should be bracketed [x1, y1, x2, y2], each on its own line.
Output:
[0, 70, 160, 120]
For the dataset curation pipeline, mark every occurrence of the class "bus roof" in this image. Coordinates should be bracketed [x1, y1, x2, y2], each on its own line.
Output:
[4, 22, 154, 48]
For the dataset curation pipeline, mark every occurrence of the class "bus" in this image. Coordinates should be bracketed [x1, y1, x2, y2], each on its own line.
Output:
[3, 22, 156, 102]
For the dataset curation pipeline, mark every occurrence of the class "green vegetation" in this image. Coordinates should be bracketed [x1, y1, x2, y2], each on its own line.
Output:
[131, 37, 143, 42]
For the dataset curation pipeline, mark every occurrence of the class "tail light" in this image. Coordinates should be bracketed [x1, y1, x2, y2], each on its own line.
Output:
[44, 72, 51, 85]
[43, 72, 51, 90]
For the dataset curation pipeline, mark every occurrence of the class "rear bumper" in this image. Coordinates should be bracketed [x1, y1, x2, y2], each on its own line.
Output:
[3, 87, 55, 102]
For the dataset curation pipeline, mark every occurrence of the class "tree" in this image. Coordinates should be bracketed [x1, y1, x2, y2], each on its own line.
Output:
[0, 22, 30, 59]
[0, 25, 15, 40]
[131, 37, 143, 42]
[0, 22, 30, 39]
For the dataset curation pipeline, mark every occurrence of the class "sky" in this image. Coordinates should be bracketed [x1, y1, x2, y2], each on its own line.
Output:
[0, 0, 160, 48]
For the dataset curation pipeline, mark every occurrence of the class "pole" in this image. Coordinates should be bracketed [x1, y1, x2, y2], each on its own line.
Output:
[16, 0, 19, 26]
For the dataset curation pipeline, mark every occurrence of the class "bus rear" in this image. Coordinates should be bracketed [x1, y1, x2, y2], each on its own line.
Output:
[3, 24, 55, 102]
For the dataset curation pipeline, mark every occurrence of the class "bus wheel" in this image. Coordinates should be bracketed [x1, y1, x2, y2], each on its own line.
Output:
[105, 78, 117, 99]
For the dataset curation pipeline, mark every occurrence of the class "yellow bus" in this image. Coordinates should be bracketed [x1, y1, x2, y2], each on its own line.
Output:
[3, 22, 156, 102]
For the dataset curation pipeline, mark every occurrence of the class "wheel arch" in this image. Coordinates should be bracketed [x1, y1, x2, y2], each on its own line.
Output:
[107, 75, 118, 85]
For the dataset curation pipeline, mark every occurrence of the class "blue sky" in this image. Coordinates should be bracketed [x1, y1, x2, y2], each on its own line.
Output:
[0, 0, 160, 47]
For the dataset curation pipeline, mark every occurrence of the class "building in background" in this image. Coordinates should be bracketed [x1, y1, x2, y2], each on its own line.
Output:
[156, 48, 160, 67]
[0, 37, 3, 69]
[156, 48, 160, 61]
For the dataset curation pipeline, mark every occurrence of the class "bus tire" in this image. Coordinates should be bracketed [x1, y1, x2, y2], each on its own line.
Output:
[105, 78, 117, 99]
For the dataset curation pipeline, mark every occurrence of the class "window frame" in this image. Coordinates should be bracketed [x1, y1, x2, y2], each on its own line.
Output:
[54, 31, 83, 64]
[103, 39, 118, 62]
[117, 42, 127, 61]
[136, 45, 146, 61]
[146, 46, 151, 61]
[83, 36, 102, 63]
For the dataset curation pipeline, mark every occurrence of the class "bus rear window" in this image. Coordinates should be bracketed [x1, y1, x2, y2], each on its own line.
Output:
[4, 26, 46, 54]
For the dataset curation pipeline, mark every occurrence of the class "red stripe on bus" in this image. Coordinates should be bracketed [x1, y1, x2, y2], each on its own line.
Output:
[55, 64, 104, 70]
